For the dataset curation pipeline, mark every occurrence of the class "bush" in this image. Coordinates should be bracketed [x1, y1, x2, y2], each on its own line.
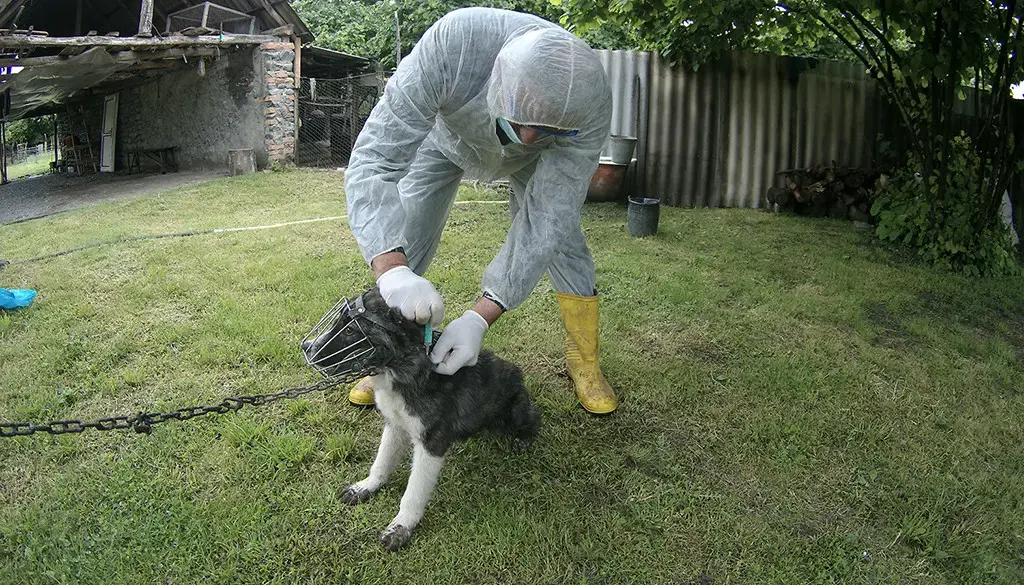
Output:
[871, 134, 1019, 277]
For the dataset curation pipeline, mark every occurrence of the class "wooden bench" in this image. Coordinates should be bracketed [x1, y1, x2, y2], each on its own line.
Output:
[125, 147, 179, 174]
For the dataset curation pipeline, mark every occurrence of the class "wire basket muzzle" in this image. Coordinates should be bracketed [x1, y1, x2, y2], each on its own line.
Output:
[301, 297, 378, 384]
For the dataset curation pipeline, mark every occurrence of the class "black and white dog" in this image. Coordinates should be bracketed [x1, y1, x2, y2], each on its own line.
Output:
[301, 287, 540, 551]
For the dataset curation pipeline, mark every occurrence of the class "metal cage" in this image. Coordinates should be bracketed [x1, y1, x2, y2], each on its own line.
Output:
[166, 2, 256, 35]
[296, 74, 381, 168]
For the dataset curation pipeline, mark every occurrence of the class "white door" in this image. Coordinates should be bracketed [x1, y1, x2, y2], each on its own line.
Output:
[100, 94, 118, 172]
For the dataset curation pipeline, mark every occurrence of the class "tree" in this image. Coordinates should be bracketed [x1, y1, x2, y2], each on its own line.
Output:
[791, 1, 1024, 274]
[6, 115, 53, 148]
[560, 0, 857, 65]
[563, 0, 1024, 274]
[292, 0, 564, 69]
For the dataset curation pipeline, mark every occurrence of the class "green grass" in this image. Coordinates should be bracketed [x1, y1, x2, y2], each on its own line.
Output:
[6, 151, 53, 180]
[1, 168, 1022, 584]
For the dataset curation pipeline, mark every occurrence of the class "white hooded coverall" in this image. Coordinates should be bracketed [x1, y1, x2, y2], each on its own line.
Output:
[344, 7, 613, 311]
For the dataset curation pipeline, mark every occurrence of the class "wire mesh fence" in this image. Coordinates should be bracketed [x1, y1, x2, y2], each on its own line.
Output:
[5, 143, 53, 166]
[297, 74, 382, 169]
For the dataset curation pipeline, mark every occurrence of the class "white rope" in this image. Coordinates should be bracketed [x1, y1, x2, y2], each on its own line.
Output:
[209, 200, 509, 234]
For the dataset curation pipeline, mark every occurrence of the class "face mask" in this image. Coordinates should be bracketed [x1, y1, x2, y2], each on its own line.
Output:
[496, 118, 524, 145]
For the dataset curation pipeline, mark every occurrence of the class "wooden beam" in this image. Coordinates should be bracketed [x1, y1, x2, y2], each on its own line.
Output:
[122, 60, 182, 72]
[257, 0, 288, 28]
[0, 47, 219, 68]
[292, 34, 300, 88]
[0, 33, 280, 49]
[0, 1, 29, 26]
[138, 0, 154, 37]
[1, 120, 7, 185]
[0, 46, 220, 69]
[117, 47, 218, 61]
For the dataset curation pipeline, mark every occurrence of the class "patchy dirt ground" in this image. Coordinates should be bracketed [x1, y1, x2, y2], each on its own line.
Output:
[0, 170, 225, 225]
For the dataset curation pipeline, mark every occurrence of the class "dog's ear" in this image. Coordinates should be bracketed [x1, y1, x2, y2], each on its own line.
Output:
[362, 285, 423, 335]
[362, 286, 389, 312]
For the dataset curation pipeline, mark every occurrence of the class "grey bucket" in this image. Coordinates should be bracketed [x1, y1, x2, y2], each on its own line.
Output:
[608, 135, 637, 165]
[627, 197, 660, 237]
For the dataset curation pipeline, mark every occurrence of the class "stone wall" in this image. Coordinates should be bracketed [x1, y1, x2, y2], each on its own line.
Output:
[114, 46, 268, 170]
[260, 41, 296, 166]
[59, 41, 298, 172]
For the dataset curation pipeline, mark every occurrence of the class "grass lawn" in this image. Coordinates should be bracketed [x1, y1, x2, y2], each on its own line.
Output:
[6, 151, 53, 181]
[0, 168, 1022, 584]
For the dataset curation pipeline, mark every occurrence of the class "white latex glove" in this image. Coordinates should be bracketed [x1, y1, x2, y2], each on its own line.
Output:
[430, 310, 488, 375]
[376, 266, 445, 328]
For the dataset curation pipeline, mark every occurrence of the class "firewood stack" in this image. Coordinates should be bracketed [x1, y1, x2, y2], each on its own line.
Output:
[766, 162, 882, 223]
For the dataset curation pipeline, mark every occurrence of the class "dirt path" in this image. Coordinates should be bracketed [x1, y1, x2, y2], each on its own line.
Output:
[0, 170, 226, 225]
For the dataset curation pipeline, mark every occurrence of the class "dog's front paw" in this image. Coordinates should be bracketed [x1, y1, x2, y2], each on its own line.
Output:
[340, 484, 375, 506]
[380, 524, 413, 552]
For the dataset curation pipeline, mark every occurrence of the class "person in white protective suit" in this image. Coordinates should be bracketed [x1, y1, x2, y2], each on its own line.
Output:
[344, 7, 618, 414]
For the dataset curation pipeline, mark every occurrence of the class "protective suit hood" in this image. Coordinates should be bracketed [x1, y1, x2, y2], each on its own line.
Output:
[486, 27, 609, 132]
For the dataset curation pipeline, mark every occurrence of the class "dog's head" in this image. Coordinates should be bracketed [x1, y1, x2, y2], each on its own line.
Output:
[301, 286, 427, 381]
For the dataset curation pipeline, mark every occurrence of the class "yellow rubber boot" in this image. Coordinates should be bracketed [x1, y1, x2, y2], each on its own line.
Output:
[348, 376, 375, 406]
[556, 292, 618, 414]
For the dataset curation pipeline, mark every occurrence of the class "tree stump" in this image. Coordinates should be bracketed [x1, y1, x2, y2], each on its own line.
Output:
[228, 149, 255, 176]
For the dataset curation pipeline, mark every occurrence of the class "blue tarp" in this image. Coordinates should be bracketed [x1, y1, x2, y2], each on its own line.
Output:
[0, 288, 36, 310]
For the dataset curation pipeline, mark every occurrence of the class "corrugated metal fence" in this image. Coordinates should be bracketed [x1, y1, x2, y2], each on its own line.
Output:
[596, 50, 893, 208]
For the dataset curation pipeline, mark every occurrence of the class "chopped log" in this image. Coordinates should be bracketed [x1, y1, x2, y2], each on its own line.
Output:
[765, 161, 882, 224]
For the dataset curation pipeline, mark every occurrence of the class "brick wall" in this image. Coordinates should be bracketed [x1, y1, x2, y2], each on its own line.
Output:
[260, 41, 296, 166]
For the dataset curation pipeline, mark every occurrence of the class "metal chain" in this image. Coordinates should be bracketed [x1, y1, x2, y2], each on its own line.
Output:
[0, 376, 358, 439]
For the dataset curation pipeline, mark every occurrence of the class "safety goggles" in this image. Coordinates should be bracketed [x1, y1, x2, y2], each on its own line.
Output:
[497, 118, 580, 144]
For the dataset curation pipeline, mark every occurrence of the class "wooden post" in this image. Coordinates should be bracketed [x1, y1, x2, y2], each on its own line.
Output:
[292, 35, 301, 88]
[1, 121, 8, 185]
[75, 0, 83, 36]
[53, 115, 58, 171]
[137, 0, 154, 37]
[292, 36, 301, 161]
[395, 11, 401, 67]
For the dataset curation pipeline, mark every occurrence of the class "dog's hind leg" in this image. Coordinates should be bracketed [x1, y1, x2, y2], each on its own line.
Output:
[380, 442, 445, 552]
[341, 423, 409, 505]
[512, 397, 541, 449]
[491, 393, 541, 450]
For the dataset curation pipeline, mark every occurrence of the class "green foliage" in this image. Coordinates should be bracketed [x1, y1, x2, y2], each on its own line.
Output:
[561, 0, 857, 66]
[872, 134, 1019, 277]
[6, 115, 53, 147]
[292, 0, 563, 69]
[561, 0, 1023, 278]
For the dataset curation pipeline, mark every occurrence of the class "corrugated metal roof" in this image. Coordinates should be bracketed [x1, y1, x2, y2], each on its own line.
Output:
[0, 0, 314, 43]
[302, 45, 375, 78]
